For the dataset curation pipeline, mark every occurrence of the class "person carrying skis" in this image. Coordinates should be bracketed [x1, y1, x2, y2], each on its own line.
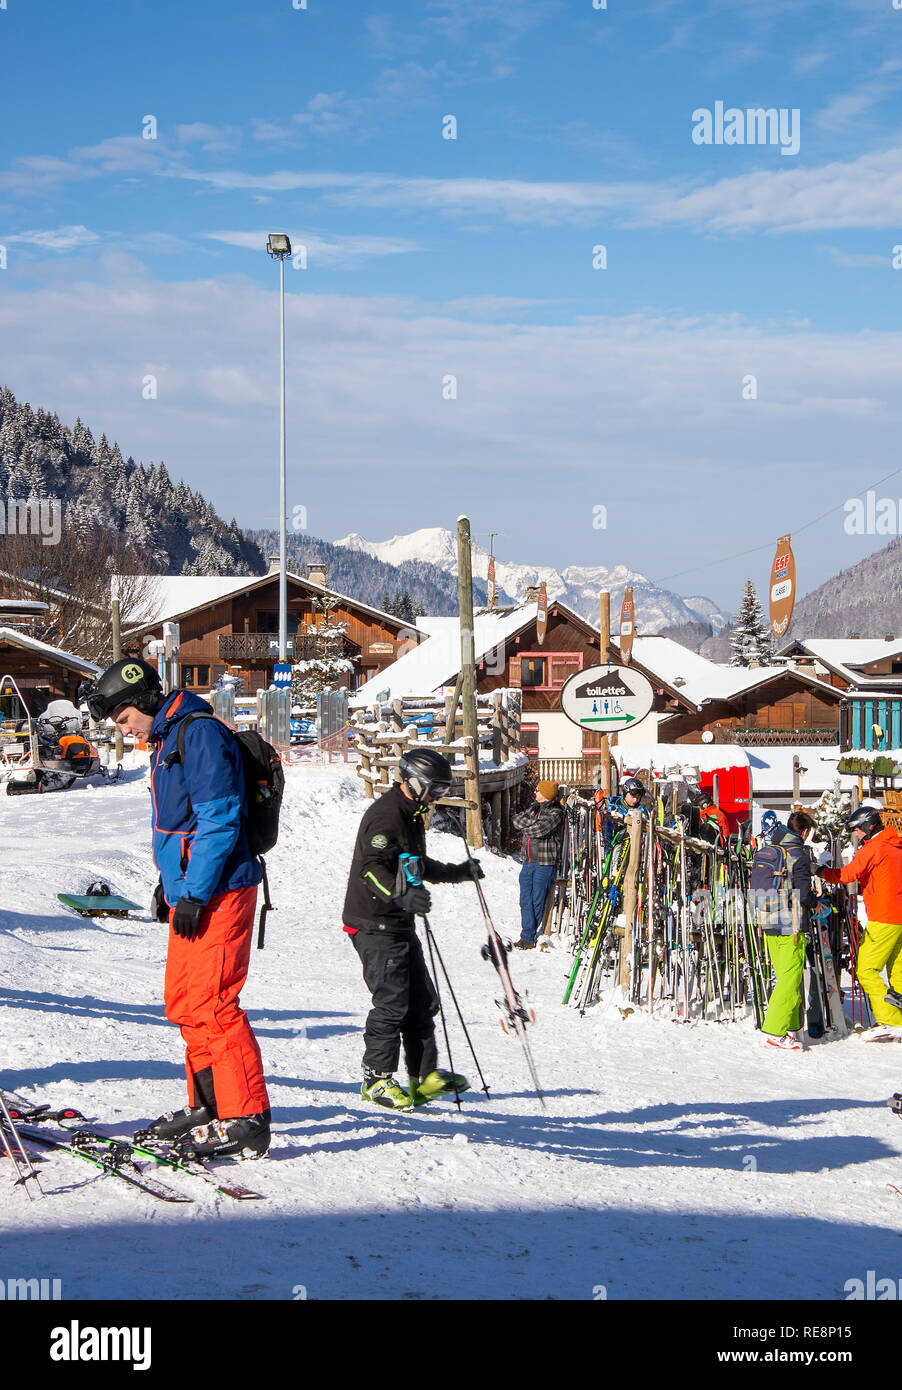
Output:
[513, 779, 564, 949]
[85, 658, 270, 1157]
[819, 805, 902, 1041]
[760, 809, 778, 845]
[342, 747, 483, 1111]
[755, 811, 819, 1050]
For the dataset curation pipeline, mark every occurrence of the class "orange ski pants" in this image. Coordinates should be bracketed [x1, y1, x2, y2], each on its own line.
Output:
[163, 884, 269, 1119]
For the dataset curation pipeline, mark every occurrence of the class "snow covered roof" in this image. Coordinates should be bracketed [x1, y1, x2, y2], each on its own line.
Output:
[354, 604, 542, 702]
[614, 740, 855, 800]
[119, 572, 421, 636]
[0, 627, 102, 675]
[782, 638, 902, 684]
[625, 636, 721, 690]
[614, 743, 750, 776]
[354, 601, 596, 702]
[676, 662, 841, 711]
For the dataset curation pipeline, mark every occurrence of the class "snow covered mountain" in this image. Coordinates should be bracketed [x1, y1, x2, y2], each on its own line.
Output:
[335, 529, 729, 635]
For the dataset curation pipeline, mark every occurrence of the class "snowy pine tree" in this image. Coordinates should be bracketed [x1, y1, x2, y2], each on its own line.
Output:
[729, 580, 773, 667]
[291, 590, 358, 703]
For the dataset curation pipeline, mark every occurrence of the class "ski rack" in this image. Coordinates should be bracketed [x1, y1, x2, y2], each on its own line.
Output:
[554, 792, 855, 1033]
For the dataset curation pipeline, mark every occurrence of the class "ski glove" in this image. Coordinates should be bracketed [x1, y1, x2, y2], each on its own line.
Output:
[395, 884, 432, 916]
[151, 880, 170, 923]
[172, 896, 206, 940]
[450, 859, 484, 882]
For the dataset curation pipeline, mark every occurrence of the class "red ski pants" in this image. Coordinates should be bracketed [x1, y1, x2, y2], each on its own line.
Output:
[163, 885, 269, 1119]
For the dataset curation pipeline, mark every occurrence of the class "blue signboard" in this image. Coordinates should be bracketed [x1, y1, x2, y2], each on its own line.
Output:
[273, 663, 293, 689]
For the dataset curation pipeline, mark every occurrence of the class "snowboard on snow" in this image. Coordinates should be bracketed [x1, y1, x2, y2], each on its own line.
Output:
[58, 893, 142, 918]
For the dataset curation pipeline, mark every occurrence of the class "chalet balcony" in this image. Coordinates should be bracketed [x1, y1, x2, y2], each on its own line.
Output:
[218, 633, 358, 663]
[723, 727, 839, 747]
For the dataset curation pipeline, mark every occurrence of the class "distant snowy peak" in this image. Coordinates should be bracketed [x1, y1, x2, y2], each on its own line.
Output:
[334, 529, 729, 635]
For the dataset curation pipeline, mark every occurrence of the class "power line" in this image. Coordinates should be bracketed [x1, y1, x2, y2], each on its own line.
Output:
[658, 464, 902, 584]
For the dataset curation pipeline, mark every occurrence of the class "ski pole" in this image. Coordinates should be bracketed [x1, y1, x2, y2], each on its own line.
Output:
[421, 916, 464, 1112]
[0, 1093, 43, 1199]
[422, 916, 491, 1098]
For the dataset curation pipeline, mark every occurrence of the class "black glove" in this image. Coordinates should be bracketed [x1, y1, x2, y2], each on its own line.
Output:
[450, 859, 483, 882]
[396, 884, 432, 916]
[172, 896, 206, 940]
[151, 880, 170, 923]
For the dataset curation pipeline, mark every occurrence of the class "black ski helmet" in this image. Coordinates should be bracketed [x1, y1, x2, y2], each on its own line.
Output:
[398, 746, 453, 800]
[621, 777, 646, 800]
[846, 805, 883, 840]
[85, 658, 163, 722]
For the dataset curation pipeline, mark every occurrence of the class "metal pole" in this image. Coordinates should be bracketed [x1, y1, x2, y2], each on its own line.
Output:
[111, 597, 124, 763]
[279, 254, 288, 664]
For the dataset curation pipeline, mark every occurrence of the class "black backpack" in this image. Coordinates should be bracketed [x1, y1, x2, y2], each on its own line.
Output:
[171, 711, 285, 948]
[748, 841, 793, 932]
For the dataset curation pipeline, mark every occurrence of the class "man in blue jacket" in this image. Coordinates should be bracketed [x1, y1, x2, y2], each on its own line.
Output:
[87, 658, 270, 1159]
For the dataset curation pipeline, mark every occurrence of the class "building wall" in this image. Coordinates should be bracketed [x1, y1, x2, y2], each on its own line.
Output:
[658, 677, 840, 743]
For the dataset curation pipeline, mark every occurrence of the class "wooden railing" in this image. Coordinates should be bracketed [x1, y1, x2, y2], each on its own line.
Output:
[534, 755, 605, 787]
[219, 632, 357, 662]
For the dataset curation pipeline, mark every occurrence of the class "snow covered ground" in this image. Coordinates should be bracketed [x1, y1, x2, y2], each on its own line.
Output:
[1, 762, 901, 1302]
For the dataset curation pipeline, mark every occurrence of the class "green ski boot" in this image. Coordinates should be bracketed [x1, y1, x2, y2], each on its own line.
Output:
[414, 1069, 471, 1104]
[361, 1075, 415, 1111]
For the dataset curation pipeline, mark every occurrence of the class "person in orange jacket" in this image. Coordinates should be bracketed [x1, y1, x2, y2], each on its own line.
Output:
[819, 805, 902, 1040]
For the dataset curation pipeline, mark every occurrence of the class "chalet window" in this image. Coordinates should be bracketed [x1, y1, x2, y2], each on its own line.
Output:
[521, 723, 539, 756]
[181, 665, 195, 687]
[511, 651, 584, 691]
[520, 657, 546, 688]
[256, 611, 299, 635]
[196, 665, 210, 687]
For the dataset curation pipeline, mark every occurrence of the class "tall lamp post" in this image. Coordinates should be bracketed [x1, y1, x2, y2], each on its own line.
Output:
[267, 233, 292, 664]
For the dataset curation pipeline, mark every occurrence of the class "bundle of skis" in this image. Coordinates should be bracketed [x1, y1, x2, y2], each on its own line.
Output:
[552, 794, 866, 1031]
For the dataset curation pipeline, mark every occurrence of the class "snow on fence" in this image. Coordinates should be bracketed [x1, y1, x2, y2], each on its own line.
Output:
[350, 690, 525, 848]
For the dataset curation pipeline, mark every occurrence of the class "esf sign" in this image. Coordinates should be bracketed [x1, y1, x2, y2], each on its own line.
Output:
[560, 663, 654, 734]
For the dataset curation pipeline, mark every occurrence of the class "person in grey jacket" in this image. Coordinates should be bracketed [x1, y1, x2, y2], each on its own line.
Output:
[513, 780, 564, 949]
[759, 812, 823, 1047]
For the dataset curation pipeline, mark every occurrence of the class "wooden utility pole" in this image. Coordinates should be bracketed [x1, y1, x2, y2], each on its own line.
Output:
[457, 516, 482, 848]
[111, 597, 124, 763]
[599, 590, 611, 795]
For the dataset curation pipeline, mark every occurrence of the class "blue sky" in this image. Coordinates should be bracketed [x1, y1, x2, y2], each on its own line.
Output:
[2, 0, 902, 613]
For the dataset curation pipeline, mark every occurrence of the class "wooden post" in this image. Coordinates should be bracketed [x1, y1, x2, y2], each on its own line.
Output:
[792, 755, 801, 806]
[457, 517, 482, 847]
[444, 672, 464, 745]
[111, 597, 124, 763]
[501, 784, 511, 849]
[463, 734, 483, 848]
[492, 690, 503, 765]
[618, 810, 644, 993]
[599, 590, 611, 796]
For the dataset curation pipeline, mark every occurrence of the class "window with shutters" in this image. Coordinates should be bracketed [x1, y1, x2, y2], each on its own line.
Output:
[515, 652, 583, 691]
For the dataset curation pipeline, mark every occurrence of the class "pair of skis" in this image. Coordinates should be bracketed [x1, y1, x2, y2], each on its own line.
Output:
[1, 1092, 264, 1202]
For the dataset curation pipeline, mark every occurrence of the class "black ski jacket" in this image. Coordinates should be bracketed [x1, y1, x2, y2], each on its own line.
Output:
[342, 783, 469, 932]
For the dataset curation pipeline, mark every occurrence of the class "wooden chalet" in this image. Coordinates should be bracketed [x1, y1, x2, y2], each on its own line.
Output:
[125, 562, 422, 696]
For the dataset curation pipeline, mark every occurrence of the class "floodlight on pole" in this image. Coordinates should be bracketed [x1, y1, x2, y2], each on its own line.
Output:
[267, 234, 292, 664]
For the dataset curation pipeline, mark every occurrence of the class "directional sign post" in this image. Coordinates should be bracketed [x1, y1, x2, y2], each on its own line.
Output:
[560, 663, 654, 735]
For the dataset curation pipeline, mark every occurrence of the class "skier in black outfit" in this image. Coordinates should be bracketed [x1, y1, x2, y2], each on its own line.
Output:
[343, 747, 483, 1110]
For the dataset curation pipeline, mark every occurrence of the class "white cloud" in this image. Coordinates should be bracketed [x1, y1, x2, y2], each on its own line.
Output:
[1, 267, 900, 607]
[3, 226, 100, 251]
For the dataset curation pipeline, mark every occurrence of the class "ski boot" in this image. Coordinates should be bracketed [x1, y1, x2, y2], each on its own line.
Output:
[360, 1074, 414, 1111]
[889, 1094, 902, 1117]
[415, 1069, 470, 1104]
[136, 1103, 213, 1144]
[176, 1110, 271, 1160]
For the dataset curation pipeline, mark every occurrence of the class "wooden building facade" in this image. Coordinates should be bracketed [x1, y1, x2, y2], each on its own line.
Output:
[130, 571, 420, 696]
